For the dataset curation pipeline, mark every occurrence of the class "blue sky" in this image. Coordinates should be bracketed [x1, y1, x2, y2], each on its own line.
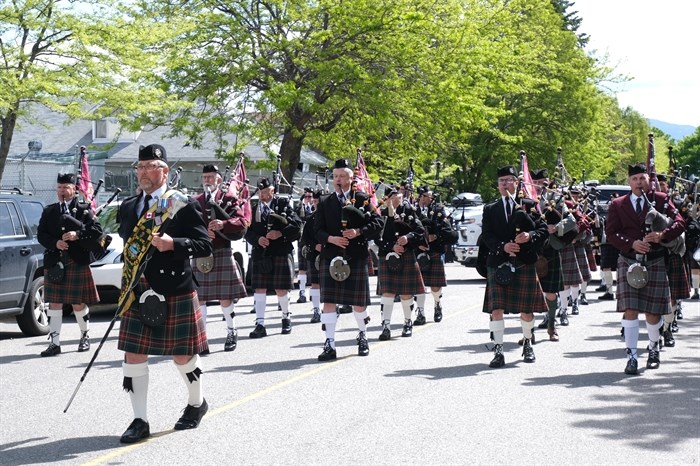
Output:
[575, 0, 699, 127]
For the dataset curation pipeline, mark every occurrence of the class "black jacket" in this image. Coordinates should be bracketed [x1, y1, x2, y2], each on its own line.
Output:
[245, 196, 302, 260]
[38, 198, 104, 266]
[376, 201, 426, 256]
[117, 193, 212, 296]
[417, 202, 458, 252]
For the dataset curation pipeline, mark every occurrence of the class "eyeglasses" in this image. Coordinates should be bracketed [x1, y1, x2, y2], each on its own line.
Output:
[498, 178, 517, 185]
[134, 163, 164, 172]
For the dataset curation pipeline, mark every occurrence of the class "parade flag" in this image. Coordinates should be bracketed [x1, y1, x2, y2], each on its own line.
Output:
[646, 133, 659, 191]
[354, 150, 378, 207]
[78, 146, 96, 210]
[229, 154, 252, 223]
[519, 151, 539, 211]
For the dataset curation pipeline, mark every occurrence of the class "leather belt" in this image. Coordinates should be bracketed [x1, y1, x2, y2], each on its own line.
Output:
[621, 250, 665, 261]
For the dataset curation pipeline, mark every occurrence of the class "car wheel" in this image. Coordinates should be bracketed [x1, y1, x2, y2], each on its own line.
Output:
[16, 276, 50, 336]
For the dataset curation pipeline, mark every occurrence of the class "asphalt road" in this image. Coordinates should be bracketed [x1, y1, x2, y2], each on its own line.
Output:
[1, 264, 698, 465]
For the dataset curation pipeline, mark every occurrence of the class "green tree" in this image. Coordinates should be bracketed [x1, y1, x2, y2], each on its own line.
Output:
[0, 0, 181, 181]
[675, 127, 700, 176]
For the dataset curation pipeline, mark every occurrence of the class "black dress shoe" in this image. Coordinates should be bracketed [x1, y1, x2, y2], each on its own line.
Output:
[338, 304, 353, 314]
[414, 311, 427, 326]
[41, 343, 61, 357]
[357, 331, 370, 356]
[318, 339, 337, 361]
[691, 291, 699, 300]
[663, 328, 676, 348]
[310, 308, 321, 323]
[249, 324, 267, 338]
[599, 292, 615, 301]
[120, 418, 150, 443]
[297, 294, 307, 303]
[671, 319, 679, 333]
[571, 303, 579, 315]
[378, 325, 391, 341]
[676, 304, 684, 320]
[522, 339, 536, 363]
[537, 315, 549, 329]
[401, 320, 413, 337]
[579, 294, 588, 305]
[624, 357, 638, 375]
[174, 399, 208, 430]
[594, 284, 607, 292]
[560, 311, 569, 326]
[224, 330, 238, 352]
[489, 345, 505, 368]
[281, 318, 292, 334]
[518, 333, 536, 346]
[78, 331, 90, 352]
[646, 344, 660, 369]
[434, 303, 443, 322]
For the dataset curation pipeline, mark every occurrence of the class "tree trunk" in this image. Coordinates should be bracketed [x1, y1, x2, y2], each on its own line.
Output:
[0, 111, 19, 184]
[278, 129, 304, 195]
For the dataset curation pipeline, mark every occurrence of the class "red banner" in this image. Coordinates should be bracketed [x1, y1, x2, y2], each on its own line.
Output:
[78, 146, 96, 210]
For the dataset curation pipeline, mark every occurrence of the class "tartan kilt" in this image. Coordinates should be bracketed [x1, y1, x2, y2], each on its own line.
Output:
[319, 255, 371, 307]
[44, 257, 99, 305]
[193, 247, 247, 302]
[306, 252, 320, 285]
[666, 252, 690, 300]
[538, 248, 564, 294]
[560, 244, 583, 286]
[483, 261, 548, 315]
[574, 243, 592, 282]
[250, 254, 294, 291]
[377, 251, 425, 296]
[616, 256, 671, 315]
[420, 251, 447, 288]
[118, 287, 208, 355]
[599, 243, 619, 270]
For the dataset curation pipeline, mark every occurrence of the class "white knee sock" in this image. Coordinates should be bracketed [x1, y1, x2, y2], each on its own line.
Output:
[321, 312, 337, 348]
[570, 285, 580, 301]
[415, 293, 426, 310]
[222, 303, 236, 330]
[123, 361, 149, 421]
[254, 293, 266, 326]
[622, 319, 639, 358]
[401, 298, 413, 321]
[490, 319, 505, 345]
[603, 271, 614, 292]
[310, 288, 321, 309]
[48, 309, 62, 345]
[663, 313, 674, 331]
[279, 293, 290, 319]
[298, 275, 307, 294]
[692, 274, 699, 289]
[175, 355, 204, 407]
[521, 318, 535, 339]
[581, 281, 588, 295]
[431, 289, 442, 305]
[74, 306, 89, 332]
[646, 319, 663, 347]
[558, 290, 568, 311]
[380, 296, 394, 324]
[354, 309, 369, 332]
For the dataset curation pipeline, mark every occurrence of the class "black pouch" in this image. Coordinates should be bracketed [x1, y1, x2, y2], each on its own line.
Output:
[494, 262, 515, 286]
[385, 252, 402, 272]
[417, 252, 431, 272]
[46, 262, 65, 284]
[138, 290, 168, 327]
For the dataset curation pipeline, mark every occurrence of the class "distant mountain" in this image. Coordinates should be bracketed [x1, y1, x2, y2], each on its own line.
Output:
[649, 119, 697, 141]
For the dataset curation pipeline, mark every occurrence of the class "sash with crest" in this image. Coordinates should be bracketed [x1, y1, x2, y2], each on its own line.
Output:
[118, 190, 189, 315]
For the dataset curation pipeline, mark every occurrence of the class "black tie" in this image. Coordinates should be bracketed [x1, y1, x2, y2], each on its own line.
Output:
[338, 193, 346, 204]
[506, 198, 512, 220]
[635, 197, 642, 216]
[61, 203, 67, 214]
[140, 194, 152, 218]
[261, 203, 270, 222]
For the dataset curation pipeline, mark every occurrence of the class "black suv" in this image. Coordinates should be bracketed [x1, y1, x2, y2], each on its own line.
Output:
[0, 191, 48, 336]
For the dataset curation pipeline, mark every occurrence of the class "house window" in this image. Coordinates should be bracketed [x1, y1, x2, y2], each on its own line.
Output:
[94, 120, 109, 139]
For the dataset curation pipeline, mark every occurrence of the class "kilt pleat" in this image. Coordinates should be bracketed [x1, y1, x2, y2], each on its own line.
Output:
[377, 251, 425, 296]
[306, 252, 320, 284]
[574, 243, 592, 282]
[666, 253, 690, 300]
[319, 256, 371, 307]
[560, 243, 583, 286]
[118, 289, 208, 355]
[538, 248, 564, 293]
[193, 247, 247, 302]
[44, 257, 99, 305]
[616, 256, 672, 315]
[483, 261, 548, 315]
[420, 251, 447, 288]
[251, 254, 294, 290]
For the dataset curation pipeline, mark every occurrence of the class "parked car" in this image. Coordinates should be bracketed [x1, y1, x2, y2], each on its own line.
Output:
[90, 201, 250, 303]
[449, 193, 484, 267]
[0, 191, 48, 336]
[588, 183, 630, 220]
